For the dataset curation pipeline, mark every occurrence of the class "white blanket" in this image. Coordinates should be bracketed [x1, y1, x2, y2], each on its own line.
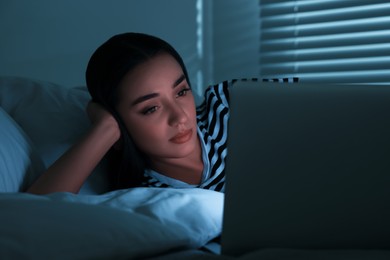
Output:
[0, 188, 224, 259]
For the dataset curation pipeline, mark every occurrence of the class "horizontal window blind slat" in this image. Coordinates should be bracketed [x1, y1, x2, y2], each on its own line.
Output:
[261, 0, 386, 15]
[261, 30, 390, 50]
[260, 70, 390, 84]
[290, 70, 390, 83]
[261, 3, 390, 27]
[261, 66, 390, 74]
[261, 43, 390, 62]
[262, 16, 390, 39]
[262, 56, 390, 70]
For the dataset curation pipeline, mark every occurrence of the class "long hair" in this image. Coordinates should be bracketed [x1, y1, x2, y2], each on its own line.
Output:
[85, 32, 191, 189]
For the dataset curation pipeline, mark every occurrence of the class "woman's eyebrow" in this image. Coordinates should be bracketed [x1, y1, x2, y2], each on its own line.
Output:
[173, 74, 186, 88]
[131, 93, 159, 106]
[131, 75, 186, 106]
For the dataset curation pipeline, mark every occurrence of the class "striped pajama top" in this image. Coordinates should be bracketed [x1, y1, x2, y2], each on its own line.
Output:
[141, 80, 232, 193]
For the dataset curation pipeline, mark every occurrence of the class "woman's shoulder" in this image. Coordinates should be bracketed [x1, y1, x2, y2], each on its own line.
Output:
[197, 80, 232, 111]
[204, 79, 232, 98]
[196, 79, 236, 132]
[198, 78, 259, 110]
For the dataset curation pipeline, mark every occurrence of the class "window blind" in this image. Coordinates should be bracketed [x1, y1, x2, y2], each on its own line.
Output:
[259, 0, 390, 84]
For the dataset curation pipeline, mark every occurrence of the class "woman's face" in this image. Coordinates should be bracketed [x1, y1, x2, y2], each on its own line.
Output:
[116, 52, 198, 163]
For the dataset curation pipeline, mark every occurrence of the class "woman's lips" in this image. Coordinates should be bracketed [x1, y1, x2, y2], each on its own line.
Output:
[170, 129, 193, 144]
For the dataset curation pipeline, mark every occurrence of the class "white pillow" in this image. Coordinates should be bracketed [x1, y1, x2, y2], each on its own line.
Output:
[0, 76, 109, 194]
[0, 107, 45, 192]
[0, 77, 90, 167]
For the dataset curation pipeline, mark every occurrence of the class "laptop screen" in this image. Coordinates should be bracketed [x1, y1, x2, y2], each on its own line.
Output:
[222, 82, 390, 256]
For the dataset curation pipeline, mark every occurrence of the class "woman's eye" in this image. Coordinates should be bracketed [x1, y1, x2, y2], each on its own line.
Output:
[142, 106, 158, 115]
[177, 88, 191, 97]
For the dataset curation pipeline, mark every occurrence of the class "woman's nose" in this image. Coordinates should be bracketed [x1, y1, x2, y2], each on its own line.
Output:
[168, 103, 187, 126]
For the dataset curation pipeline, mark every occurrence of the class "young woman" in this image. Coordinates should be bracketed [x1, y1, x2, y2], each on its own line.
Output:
[27, 32, 231, 194]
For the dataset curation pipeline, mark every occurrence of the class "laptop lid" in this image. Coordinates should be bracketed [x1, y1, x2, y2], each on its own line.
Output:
[221, 81, 390, 256]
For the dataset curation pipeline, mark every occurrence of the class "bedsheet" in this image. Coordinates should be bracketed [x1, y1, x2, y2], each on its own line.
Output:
[150, 248, 390, 260]
[0, 187, 223, 259]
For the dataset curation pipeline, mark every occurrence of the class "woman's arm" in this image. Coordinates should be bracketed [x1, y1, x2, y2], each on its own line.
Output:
[26, 102, 120, 194]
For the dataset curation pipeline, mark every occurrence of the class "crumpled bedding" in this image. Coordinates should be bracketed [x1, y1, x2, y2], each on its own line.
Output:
[0, 187, 224, 259]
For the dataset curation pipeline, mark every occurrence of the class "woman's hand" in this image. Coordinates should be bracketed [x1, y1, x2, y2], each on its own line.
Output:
[87, 101, 114, 125]
[87, 101, 121, 140]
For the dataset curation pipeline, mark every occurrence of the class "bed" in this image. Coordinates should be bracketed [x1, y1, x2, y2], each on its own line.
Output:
[0, 76, 227, 259]
[2, 76, 390, 260]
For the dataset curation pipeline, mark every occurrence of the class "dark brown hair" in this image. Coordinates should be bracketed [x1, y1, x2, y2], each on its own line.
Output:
[85, 32, 190, 189]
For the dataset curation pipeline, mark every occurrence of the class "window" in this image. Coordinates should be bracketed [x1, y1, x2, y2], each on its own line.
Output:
[259, 0, 390, 84]
[198, 0, 260, 90]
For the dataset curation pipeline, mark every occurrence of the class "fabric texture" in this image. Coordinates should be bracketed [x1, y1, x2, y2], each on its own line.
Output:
[0, 76, 109, 194]
[0, 77, 90, 167]
[0, 107, 45, 192]
[0, 187, 224, 259]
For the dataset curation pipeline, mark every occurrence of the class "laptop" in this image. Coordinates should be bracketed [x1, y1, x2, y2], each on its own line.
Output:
[221, 81, 390, 256]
